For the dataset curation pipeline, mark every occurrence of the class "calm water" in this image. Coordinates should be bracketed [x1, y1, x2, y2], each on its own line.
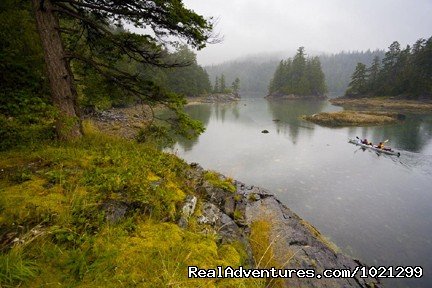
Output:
[170, 97, 432, 287]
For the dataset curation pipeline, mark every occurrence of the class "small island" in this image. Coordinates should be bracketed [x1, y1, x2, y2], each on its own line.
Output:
[266, 47, 327, 100]
[302, 110, 404, 126]
[187, 92, 241, 104]
[187, 74, 241, 104]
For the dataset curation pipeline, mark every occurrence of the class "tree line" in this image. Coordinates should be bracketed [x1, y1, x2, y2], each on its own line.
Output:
[268, 47, 327, 97]
[346, 37, 432, 98]
[205, 50, 383, 97]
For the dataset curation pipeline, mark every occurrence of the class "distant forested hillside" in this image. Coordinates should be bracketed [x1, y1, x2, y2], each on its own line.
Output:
[205, 50, 385, 97]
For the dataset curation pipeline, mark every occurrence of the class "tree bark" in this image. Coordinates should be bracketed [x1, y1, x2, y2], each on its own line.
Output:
[32, 0, 82, 140]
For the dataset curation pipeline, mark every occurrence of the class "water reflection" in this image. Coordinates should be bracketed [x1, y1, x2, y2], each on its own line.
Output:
[266, 99, 328, 143]
[176, 102, 240, 151]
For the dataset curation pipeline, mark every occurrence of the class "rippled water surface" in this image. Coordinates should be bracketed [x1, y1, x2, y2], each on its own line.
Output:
[170, 97, 432, 287]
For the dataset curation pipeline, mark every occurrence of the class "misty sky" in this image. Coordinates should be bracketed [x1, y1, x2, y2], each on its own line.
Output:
[182, 0, 432, 65]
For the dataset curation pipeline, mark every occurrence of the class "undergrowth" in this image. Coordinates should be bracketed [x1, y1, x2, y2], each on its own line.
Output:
[0, 121, 263, 287]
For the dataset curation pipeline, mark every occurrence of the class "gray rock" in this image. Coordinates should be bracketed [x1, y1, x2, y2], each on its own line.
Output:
[182, 195, 197, 217]
[101, 200, 151, 223]
[101, 201, 128, 223]
[186, 163, 204, 181]
[178, 195, 198, 228]
[223, 196, 235, 217]
[245, 197, 381, 287]
[217, 213, 242, 243]
[199, 181, 231, 207]
[197, 202, 220, 225]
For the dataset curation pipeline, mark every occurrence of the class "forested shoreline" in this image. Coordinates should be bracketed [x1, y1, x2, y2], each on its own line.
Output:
[345, 37, 432, 99]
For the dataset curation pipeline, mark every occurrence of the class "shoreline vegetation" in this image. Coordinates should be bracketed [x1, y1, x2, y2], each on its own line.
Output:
[302, 110, 404, 127]
[330, 97, 432, 112]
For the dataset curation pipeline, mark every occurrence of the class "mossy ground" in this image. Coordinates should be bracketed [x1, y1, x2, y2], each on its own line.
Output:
[302, 110, 399, 126]
[0, 121, 264, 287]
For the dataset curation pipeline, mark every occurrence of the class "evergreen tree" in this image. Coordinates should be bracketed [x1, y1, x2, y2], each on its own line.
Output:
[307, 57, 327, 95]
[231, 77, 240, 94]
[379, 41, 401, 95]
[231, 78, 240, 95]
[393, 45, 412, 95]
[220, 74, 226, 93]
[345, 63, 367, 96]
[30, 0, 214, 140]
[164, 46, 211, 97]
[411, 37, 432, 97]
[366, 56, 380, 92]
[291, 47, 307, 93]
[214, 76, 220, 93]
[269, 60, 285, 94]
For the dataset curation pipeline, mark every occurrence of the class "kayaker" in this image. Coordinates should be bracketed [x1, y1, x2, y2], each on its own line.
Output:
[362, 138, 372, 146]
[377, 142, 384, 149]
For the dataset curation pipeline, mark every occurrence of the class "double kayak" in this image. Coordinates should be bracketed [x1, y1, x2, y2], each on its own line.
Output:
[348, 138, 401, 156]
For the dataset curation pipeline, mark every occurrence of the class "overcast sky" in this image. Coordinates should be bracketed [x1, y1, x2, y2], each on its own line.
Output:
[182, 0, 432, 65]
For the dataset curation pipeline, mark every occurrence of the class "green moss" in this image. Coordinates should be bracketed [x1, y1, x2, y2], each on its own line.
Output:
[0, 125, 262, 287]
[233, 209, 243, 221]
[204, 171, 236, 193]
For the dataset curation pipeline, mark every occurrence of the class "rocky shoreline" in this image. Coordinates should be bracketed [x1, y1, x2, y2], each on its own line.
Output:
[180, 163, 381, 287]
[187, 93, 241, 104]
[85, 104, 381, 287]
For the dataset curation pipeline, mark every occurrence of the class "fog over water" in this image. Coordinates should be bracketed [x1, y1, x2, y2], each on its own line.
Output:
[182, 0, 432, 65]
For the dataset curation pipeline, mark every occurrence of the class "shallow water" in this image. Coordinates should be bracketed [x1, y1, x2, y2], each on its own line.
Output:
[170, 97, 432, 287]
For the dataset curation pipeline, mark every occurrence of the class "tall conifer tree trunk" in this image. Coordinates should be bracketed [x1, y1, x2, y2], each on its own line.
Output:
[32, 0, 82, 140]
